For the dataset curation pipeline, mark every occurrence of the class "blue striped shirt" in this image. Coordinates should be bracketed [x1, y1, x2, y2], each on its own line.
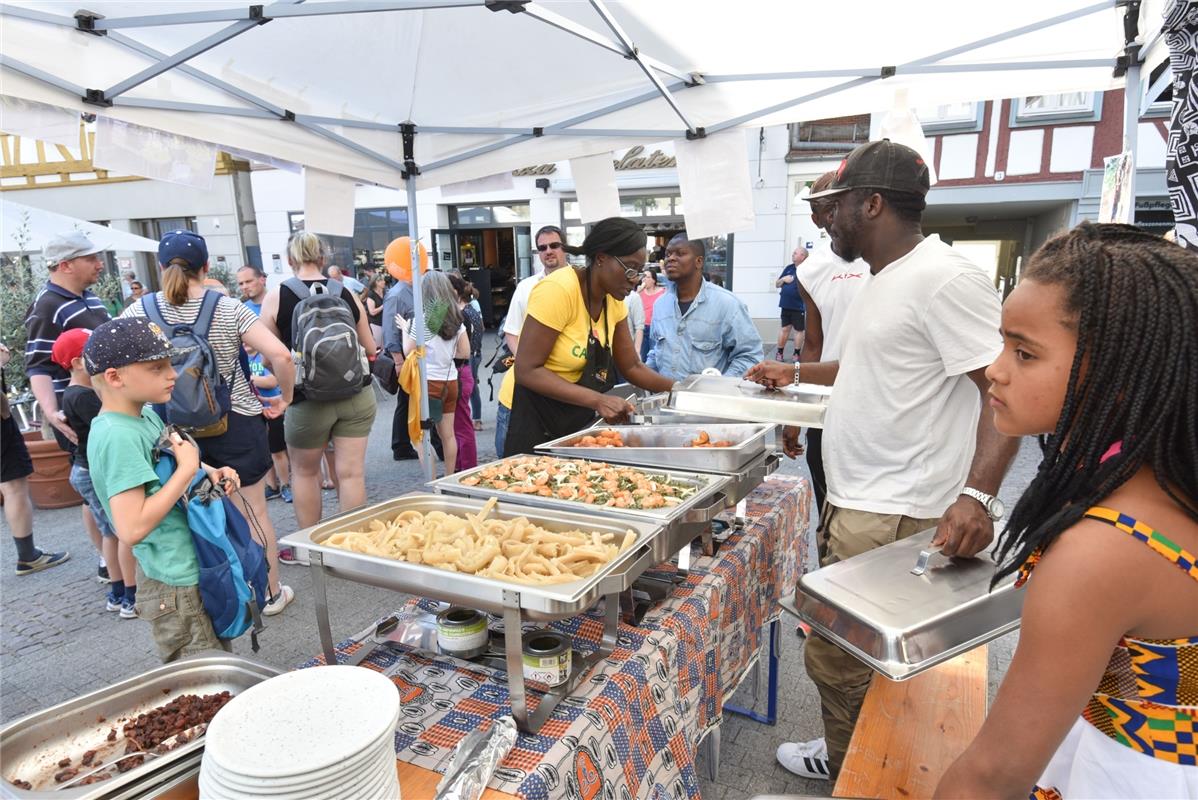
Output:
[24, 282, 111, 399]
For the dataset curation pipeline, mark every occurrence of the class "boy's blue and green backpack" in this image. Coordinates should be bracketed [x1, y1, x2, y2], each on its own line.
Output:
[153, 429, 268, 651]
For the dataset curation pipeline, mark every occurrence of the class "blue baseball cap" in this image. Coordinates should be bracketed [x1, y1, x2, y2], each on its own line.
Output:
[158, 229, 208, 270]
[84, 318, 174, 375]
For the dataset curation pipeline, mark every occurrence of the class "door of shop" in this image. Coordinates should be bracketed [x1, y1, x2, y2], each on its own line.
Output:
[432, 226, 531, 327]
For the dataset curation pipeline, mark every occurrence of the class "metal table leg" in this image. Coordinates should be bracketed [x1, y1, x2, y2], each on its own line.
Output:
[724, 618, 780, 725]
[308, 551, 339, 666]
[701, 725, 721, 782]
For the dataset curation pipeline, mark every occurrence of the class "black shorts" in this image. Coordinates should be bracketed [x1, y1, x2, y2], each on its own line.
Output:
[266, 413, 286, 454]
[1, 414, 34, 483]
[196, 412, 272, 487]
[780, 308, 806, 329]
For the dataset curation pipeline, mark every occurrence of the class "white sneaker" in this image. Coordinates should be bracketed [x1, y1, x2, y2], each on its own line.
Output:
[777, 739, 831, 780]
[262, 585, 295, 616]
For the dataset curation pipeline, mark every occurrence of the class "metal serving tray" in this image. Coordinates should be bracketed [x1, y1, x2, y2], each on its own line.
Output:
[536, 423, 772, 473]
[0, 655, 280, 800]
[666, 374, 830, 428]
[279, 493, 665, 621]
[794, 528, 1023, 681]
[429, 457, 730, 563]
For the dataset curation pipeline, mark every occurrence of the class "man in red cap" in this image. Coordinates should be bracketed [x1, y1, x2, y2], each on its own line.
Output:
[748, 140, 1020, 781]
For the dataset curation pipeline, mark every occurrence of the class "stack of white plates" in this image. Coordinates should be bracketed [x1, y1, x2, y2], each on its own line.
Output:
[199, 665, 401, 800]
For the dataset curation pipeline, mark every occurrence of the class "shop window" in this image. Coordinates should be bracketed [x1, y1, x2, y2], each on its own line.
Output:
[787, 115, 870, 160]
[1013, 93, 1099, 125]
[449, 204, 530, 226]
[288, 206, 410, 275]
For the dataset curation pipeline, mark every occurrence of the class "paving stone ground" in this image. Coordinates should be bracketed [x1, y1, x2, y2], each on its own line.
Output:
[0, 351, 1039, 798]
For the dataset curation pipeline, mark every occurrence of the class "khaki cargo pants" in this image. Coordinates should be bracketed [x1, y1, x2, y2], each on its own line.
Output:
[804, 505, 940, 780]
[135, 568, 231, 663]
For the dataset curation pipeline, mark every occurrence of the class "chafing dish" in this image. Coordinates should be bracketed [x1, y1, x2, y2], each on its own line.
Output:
[428, 456, 730, 563]
[280, 493, 669, 734]
[536, 423, 772, 473]
[665, 374, 830, 428]
[794, 527, 1023, 681]
[0, 655, 279, 800]
[279, 493, 663, 620]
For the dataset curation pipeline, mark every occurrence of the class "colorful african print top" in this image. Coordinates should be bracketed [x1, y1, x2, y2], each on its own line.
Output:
[1021, 506, 1198, 771]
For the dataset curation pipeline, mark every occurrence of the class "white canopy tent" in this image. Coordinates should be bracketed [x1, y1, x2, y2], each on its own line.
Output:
[0, 0, 1171, 471]
[1, 197, 160, 253]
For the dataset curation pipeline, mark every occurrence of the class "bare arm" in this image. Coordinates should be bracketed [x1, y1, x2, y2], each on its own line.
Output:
[744, 358, 839, 387]
[931, 367, 1020, 556]
[633, 326, 643, 357]
[348, 291, 376, 353]
[30, 374, 76, 444]
[798, 284, 823, 363]
[455, 329, 470, 359]
[242, 320, 294, 404]
[612, 317, 673, 393]
[504, 332, 519, 355]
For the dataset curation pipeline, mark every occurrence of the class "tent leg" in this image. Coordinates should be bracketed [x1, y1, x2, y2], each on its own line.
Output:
[1123, 58, 1141, 217]
[405, 173, 435, 482]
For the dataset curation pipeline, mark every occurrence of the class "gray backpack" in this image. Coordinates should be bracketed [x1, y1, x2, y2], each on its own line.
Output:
[285, 278, 368, 403]
[143, 291, 231, 438]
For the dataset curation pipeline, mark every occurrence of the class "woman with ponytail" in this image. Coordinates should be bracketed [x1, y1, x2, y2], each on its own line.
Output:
[122, 230, 298, 615]
[937, 224, 1198, 798]
[258, 231, 377, 530]
[504, 217, 674, 456]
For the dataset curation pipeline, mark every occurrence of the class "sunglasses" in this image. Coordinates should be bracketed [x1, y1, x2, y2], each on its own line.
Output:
[536, 242, 563, 252]
[612, 255, 643, 282]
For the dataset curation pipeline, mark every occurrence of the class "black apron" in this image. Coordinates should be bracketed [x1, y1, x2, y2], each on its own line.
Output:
[504, 287, 617, 456]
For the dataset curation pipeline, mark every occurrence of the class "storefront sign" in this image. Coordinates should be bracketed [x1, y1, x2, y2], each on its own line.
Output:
[512, 145, 677, 177]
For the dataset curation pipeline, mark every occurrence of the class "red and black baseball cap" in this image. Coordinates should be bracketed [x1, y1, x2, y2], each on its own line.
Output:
[808, 139, 930, 199]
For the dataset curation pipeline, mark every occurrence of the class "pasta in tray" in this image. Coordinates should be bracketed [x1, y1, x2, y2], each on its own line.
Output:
[322, 497, 637, 585]
[459, 455, 698, 510]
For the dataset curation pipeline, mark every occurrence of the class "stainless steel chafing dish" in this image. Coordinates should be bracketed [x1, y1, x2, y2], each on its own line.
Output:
[664, 374, 830, 428]
[428, 455, 730, 563]
[536, 424, 778, 508]
[280, 492, 668, 734]
[792, 527, 1023, 681]
[0, 655, 279, 800]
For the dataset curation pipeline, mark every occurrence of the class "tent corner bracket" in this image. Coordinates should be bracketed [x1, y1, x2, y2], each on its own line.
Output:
[82, 89, 111, 108]
[74, 10, 107, 36]
[485, 0, 530, 13]
[880, 66, 896, 78]
[685, 127, 707, 140]
[249, 5, 269, 24]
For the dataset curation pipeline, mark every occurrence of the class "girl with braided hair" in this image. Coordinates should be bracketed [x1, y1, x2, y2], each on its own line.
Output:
[937, 223, 1198, 798]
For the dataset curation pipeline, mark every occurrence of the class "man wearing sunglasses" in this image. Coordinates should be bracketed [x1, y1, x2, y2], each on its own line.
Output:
[494, 225, 567, 456]
[645, 233, 763, 380]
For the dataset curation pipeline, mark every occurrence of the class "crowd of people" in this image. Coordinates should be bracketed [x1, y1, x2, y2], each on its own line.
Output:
[1, 137, 1194, 798]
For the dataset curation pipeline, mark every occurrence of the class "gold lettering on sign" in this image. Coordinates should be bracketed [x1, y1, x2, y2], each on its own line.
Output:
[512, 145, 676, 176]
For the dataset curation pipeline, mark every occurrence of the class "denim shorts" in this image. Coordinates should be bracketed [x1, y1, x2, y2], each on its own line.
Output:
[69, 463, 115, 537]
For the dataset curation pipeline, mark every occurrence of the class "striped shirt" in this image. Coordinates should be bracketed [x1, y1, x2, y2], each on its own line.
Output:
[121, 292, 263, 417]
[24, 282, 112, 400]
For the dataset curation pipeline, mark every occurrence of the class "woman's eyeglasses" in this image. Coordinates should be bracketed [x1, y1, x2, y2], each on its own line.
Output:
[612, 255, 643, 282]
[537, 242, 563, 252]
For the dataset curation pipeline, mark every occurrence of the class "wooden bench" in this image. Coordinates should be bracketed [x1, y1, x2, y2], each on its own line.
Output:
[833, 645, 988, 800]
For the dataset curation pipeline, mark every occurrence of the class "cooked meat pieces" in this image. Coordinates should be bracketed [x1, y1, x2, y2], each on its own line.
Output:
[56, 758, 71, 768]
[78, 770, 112, 786]
[122, 691, 231, 752]
[54, 767, 78, 783]
[11, 779, 32, 790]
[81, 750, 96, 766]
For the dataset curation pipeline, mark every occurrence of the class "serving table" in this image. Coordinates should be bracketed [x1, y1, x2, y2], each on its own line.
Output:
[299, 476, 813, 800]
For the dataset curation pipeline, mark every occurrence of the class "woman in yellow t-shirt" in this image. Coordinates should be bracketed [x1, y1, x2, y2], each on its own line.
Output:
[504, 217, 675, 456]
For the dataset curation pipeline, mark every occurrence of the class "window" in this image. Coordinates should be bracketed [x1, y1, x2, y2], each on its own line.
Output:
[917, 102, 981, 133]
[288, 206, 409, 275]
[1013, 93, 1099, 124]
[787, 115, 870, 160]
[140, 217, 196, 241]
[448, 204, 530, 226]
[1143, 61, 1173, 118]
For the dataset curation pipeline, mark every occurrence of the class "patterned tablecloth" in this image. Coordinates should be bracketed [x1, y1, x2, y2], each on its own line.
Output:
[302, 476, 813, 800]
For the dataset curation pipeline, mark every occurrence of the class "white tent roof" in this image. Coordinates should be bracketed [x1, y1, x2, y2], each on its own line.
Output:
[1, 197, 161, 253]
[0, 0, 1168, 190]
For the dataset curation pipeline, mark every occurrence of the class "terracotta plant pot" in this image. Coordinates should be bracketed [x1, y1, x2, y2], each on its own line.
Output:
[21, 431, 83, 509]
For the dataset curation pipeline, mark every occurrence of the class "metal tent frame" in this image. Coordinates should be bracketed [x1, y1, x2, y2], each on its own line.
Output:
[0, 0, 1154, 472]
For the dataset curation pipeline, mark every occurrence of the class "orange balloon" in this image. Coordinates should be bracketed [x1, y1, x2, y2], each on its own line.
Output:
[384, 236, 429, 283]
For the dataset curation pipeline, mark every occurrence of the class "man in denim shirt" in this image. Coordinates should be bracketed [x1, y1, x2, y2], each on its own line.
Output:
[646, 234, 763, 380]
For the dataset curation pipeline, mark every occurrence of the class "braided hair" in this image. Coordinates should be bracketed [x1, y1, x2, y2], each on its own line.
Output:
[993, 222, 1198, 584]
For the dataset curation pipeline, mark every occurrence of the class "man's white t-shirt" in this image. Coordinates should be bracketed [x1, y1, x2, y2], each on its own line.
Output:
[824, 235, 1002, 519]
[798, 240, 868, 361]
[502, 269, 547, 338]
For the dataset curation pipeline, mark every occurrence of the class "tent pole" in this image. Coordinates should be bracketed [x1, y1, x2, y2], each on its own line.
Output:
[402, 125, 435, 481]
[103, 19, 264, 100]
[1123, 56, 1141, 221]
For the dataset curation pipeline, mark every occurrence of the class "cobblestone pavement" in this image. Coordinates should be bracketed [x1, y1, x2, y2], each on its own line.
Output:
[0, 366, 1041, 798]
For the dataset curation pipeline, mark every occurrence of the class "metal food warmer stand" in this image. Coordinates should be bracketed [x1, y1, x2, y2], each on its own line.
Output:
[280, 481, 727, 733]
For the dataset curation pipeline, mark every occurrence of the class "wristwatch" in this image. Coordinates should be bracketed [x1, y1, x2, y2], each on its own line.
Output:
[961, 487, 1005, 521]
[793, 360, 801, 387]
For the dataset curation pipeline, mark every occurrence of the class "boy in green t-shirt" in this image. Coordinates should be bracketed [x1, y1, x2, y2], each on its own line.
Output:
[83, 318, 240, 662]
